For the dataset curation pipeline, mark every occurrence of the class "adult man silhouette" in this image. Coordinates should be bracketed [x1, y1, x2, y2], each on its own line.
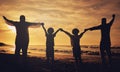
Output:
[85, 14, 115, 65]
[3, 15, 42, 57]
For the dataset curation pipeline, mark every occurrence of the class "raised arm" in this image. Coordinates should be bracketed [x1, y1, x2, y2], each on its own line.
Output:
[108, 14, 115, 26]
[79, 29, 87, 38]
[41, 23, 47, 35]
[60, 29, 72, 37]
[53, 29, 60, 36]
[3, 16, 17, 26]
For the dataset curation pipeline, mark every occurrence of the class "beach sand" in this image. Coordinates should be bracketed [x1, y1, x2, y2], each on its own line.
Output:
[0, 53, 120, 72]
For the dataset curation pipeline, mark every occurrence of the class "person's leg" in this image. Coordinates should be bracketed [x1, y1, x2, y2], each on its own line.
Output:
[51, 50, 54, 64]
[22, 43, 28, 58]
[106, 45, 112, 65]
[50, 49, 54, 72]
[21, 43, 29, 67]
[78, 55, 82, 63]
[15, 46, 21, 55]
[15, 40, 21, 56]
[100, 45, 106, 65]
[22, 48, 28, 57]
[79, 48, 82, 63]
[46, 46, 50, 63]
[76, 52, 82, 64]
[73, 48, 77, 63]
[46, 54, 50, 63]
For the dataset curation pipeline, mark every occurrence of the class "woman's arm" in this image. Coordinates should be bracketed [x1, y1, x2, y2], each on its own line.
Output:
[3, 16, 17, 26]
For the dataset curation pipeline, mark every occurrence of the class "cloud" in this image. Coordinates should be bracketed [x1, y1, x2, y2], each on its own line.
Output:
[0, 0, 119, 24]
[0, 1, 120, 28]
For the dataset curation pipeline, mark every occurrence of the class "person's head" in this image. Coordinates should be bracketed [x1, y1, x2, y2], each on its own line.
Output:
[48, 27, 54, 34]
[101, 18, 106, 25]
[72, 28, 79, 35]
[20, 15, 25, 22]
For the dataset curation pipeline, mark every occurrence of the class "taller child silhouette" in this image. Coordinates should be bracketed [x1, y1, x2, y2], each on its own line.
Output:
[3, 15, 42, 57]
[41, 23, 61, 64]
[85, 14, 115, 65]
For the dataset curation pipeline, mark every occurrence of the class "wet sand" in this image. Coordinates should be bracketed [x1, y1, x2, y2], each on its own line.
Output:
[0, 53, 120, 72]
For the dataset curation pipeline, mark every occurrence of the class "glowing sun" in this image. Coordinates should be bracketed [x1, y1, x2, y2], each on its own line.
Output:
[8, 26, 16, 33]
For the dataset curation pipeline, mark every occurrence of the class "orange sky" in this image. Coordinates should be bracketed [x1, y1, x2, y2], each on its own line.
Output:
[0, 0, 120, 46]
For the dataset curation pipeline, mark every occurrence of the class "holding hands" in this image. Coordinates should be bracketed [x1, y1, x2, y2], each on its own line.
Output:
[40, 23, 44, 26]
[84, 29, 89, 32]
[59, 28, 63, 31]
[112, 14, 115, 18]
[3, 16, 6, 19]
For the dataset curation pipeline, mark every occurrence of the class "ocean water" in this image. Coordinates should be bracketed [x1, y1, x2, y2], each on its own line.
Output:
[0, 45, 120, 60]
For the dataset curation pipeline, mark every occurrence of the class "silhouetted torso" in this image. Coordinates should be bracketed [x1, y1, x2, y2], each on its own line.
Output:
[13, 22, 30, 48]
[70, 35, 81, 58]
[100, 24, 111, 44]
[46, 34, 55, 47]
[70, 35, 80, 48]
[15, 22, 29, 38]
[68, 33, 84, 57]
[91, 24, 112, 45]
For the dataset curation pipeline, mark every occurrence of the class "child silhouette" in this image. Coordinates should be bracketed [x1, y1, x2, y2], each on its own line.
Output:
[60, 28, 87, 63]
[41, 23, 61, 64]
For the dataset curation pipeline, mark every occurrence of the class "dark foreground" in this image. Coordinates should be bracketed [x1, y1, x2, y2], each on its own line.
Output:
[0, 53, 120, 72]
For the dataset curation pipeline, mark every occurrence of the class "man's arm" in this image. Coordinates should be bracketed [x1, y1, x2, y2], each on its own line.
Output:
[27, 22, 42, 28]
[60, 29, 72, 37]
[3, 16, 16, 26]
[85, 25, 101, 31]
[41, 23, 47, 36]
[108, 14, 115, 26]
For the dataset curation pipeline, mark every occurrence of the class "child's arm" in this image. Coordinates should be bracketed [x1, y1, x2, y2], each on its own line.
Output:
[79, 29, 87, 38]
[60, 29, 72, 37]
[53, 28, 61, 36]
[41, 23, 47, 36]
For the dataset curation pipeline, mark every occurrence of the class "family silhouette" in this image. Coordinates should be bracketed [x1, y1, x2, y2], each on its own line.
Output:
[3, 14, 116, 70]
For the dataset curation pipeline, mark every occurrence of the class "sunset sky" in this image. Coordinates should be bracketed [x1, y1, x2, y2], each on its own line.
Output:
[0, 0, 120, 46]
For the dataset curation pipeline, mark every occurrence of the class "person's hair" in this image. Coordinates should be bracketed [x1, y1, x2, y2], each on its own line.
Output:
[102, 18, 106, 21]
[20, 15, 25, 21]
[101, 18, 106, 24]
[72, 28, 79, 35]
[48, 27, 54, 33]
